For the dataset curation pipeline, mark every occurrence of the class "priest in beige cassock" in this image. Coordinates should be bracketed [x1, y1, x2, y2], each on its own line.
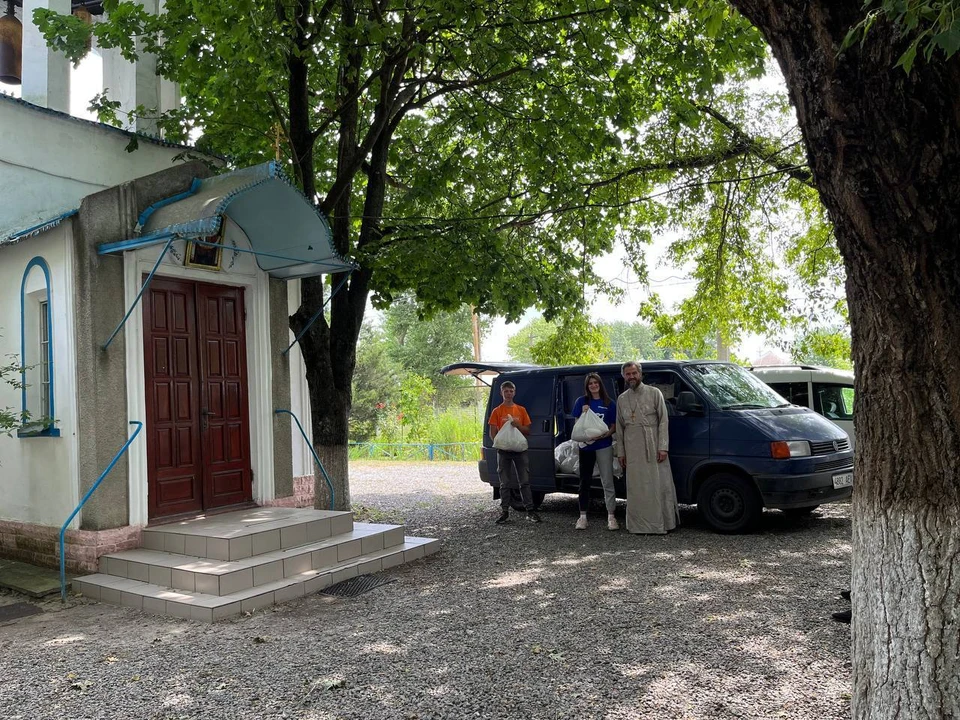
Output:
[615, 361, 679, 534]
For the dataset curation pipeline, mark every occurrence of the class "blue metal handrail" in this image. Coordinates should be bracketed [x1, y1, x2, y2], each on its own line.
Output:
[275, 409, 335, 510]
[282, 270, 353, 356]
[101, 237, 174, 350]
[59, 421, 143, 601]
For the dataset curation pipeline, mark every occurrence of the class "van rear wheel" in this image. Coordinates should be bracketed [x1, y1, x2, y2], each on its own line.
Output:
[509, 490, 545, 511]
[697, 473, 762, 533]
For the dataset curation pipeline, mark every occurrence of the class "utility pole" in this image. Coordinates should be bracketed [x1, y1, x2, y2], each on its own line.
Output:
[716, 330, 730, 362]
[471, 306, 481, 362]
[470, 307, 483, 402]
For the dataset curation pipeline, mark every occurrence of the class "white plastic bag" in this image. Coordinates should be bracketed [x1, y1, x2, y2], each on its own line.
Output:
[554, 440, 580, 474]
[612, 451, 623, 478]
[492, 418, 528, 452]
[571, 408, 609, 443]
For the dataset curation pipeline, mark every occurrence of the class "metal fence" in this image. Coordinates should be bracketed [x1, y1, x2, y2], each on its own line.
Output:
[348, 441, 481, 462]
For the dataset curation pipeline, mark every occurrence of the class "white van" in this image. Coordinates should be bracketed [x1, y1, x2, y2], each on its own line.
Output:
[749, 365, 856, 450]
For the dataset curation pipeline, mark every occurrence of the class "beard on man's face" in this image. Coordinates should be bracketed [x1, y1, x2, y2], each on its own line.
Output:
[627, 377, 639, 388]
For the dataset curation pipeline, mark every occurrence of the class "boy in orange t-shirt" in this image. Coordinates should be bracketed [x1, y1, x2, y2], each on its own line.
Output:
[489, 381, 541, 524]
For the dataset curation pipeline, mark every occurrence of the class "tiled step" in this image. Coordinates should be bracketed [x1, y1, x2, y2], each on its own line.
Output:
[74, 537, 439, 622]
[141, 507, 353, 561]
[98, 523, 405, 596]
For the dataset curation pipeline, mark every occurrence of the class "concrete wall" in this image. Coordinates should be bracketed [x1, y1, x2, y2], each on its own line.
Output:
[73, 162, 212, 530]
[287, 280, 315, 478]
[270, 278, 293, 498]
[0, 95, 201, 238]
[0, 225, 80, 527]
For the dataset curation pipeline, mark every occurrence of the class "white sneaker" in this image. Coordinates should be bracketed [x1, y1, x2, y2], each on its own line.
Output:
[607, 517, 620, 531]
[575, 516, 588, 530]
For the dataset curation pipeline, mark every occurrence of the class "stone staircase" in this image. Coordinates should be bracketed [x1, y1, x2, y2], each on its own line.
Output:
[72, 507, 438, 621]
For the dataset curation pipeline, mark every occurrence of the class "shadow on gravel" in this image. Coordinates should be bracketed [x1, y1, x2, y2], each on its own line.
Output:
[288, 490, 853, 720]
[0, 470, 852, 720]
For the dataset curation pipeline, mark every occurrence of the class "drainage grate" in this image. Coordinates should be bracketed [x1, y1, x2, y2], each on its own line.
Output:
[0, 602, 43, 623]
[320, 574, 396, 598]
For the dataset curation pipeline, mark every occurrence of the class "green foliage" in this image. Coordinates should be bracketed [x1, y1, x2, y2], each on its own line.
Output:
[790, 327, 853, 370]
[1, 330, 29, 437]
[599, 320, 670, 361]
[36, 0, 840, 460]
[507, 318, 556, 363]
[843, 1, 960, 72]
[350, 299, 485, 441]
[349, 324, 402, 442]
[509, 316, 669, 363]
[34, 0, 773, 325]
[528, 315, 611, 366]
[383, 295, 486, 407]
[634, 79, 845, 356]
[351, 399, 483, 456]
[427, 406, 484, 445]
[396, 373, 436, 442]
[1, 355, 28, 437]
[782, 189, 848, 322]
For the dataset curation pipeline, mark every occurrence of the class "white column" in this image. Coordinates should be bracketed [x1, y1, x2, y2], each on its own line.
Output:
[21, 0, 70, 111]
[156, 0, 178, 117]
[101, 0, 161, 135]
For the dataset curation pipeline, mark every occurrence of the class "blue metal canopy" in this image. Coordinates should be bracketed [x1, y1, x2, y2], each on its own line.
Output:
[98, 162, 354, 279]
[97, 162, 355, 351]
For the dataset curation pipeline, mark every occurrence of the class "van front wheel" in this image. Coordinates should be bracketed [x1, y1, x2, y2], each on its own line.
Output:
[509, 490, 545, 511]
[697, 473, 762, 533]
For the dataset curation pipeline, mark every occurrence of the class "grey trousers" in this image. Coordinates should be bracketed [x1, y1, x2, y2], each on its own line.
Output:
[578, 445, 617, 514]
[497, 450, 534, 511]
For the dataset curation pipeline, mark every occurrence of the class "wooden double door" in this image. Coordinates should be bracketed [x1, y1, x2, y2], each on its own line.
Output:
[143, 276, 253, 520]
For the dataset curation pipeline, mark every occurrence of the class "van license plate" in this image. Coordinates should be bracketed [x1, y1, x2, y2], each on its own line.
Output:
[832, 472, 853, 489]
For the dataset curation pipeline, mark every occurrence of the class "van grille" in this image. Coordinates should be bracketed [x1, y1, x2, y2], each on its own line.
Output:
[810, 439, 850, 455]
[814, 458, 854, 473]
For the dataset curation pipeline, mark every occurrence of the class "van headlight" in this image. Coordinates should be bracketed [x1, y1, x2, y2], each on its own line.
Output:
[770, 441, 811, 459]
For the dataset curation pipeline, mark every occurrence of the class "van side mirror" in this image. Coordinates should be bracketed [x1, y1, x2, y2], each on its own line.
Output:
[677, 391, 703, 414]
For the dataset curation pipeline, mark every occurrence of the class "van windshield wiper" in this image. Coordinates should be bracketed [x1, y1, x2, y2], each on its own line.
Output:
[721, 403, 769, 410]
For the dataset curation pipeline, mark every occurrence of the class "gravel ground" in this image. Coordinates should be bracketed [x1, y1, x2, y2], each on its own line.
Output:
[0, 461, 853, 719]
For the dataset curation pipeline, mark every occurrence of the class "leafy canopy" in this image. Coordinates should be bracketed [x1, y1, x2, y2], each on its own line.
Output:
[789, 327, 853, 370]
[351, 298, 485, 440]
[36, 0, 776, 328]
[507, 316, 670, 364]
[844, 0, 960, 72]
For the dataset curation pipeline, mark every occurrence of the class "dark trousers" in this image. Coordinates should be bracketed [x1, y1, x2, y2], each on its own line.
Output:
[497, 450, 534, 511]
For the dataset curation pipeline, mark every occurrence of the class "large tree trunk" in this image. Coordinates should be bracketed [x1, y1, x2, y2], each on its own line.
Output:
[284, 0, 360, 511]
[284, 0, 397, 511]
[730, 2, 960, 717]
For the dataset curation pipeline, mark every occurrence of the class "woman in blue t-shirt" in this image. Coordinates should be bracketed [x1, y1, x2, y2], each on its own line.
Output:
[573, 372, 618, 531]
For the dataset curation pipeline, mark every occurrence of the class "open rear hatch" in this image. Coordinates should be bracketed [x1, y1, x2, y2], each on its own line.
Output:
[440, 361, 540, 386]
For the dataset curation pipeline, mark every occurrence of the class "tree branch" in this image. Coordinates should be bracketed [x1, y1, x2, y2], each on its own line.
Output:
[695, 103, 815, 187]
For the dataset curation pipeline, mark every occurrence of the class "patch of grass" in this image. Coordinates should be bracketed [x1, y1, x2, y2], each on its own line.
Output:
[351, 504, 404, 524]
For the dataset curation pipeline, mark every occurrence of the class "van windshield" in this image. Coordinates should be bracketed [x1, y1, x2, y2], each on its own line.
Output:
[685, 363, 788, 410]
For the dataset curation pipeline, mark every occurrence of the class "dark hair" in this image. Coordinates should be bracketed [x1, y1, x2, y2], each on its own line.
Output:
[583, 373, 611, 404]
[500, 381, 516, 390]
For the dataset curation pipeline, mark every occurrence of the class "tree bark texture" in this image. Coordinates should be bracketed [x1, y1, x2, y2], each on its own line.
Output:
[730, 2, 960, 717]
[282, 0, 356, 511]
[285, 0, 396, 512]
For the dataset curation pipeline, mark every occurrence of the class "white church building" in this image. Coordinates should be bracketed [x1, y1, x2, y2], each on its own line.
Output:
[0, 1, 434, 620]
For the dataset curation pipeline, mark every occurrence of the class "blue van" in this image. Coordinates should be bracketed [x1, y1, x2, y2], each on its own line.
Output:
[442, 360, 854, 533]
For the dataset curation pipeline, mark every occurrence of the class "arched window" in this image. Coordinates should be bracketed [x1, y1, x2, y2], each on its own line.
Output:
[19, 257, 58, 437]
